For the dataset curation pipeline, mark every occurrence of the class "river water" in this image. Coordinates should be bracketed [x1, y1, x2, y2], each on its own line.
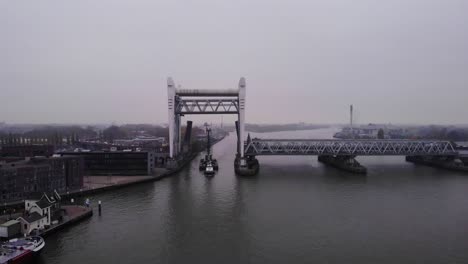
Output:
[39, 128, 468, 264]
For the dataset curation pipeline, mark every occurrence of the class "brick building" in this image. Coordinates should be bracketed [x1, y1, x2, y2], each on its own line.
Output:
[0, 156, 83, 203]
[59, 151, 155, 176]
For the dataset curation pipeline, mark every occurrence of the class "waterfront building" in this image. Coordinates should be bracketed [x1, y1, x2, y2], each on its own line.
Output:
[113, 136, 166, 148]
[333, 124, 407, 139]
[17, 194, 56, 235]
[59, 151, 156, 176]
[25, 195, 55, 223]
[17, 213, 46, 235]
[0, 156, 84, 203]
[0, 144, 55, 158]
[0, 220, 21, 238]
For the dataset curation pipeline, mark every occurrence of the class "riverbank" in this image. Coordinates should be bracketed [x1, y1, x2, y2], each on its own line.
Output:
[73, 135, 226, 196]
[1, 165, 179, 209]
[1, 135, 226, 210]
[62, 151, 200, 199]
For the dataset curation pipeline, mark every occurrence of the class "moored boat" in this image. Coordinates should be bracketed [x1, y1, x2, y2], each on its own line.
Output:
[0, 236, 45, 264]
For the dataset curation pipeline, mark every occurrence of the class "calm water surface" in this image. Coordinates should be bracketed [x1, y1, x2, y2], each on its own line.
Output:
[39, 128, 468, 264]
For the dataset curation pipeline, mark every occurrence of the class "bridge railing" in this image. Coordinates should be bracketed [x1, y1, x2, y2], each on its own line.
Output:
[244, 139, 458, 156]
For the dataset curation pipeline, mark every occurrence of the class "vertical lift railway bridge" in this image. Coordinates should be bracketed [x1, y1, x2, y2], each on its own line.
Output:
[167, 78, 465, 175]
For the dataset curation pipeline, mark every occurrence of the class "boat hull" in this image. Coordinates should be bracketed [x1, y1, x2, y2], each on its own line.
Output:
[1, 236, 45, 264]
[7, 250, 34, 264]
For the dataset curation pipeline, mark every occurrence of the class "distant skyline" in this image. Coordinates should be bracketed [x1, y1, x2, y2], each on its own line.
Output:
[1, 0, 468, 125]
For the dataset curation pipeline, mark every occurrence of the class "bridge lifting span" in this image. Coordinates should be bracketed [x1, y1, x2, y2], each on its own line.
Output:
[167, 78, 465, 175]
[167, 78, 246, 166]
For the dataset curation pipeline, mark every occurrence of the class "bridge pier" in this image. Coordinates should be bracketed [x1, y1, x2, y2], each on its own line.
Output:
[166, 158, 180, 170]
[234, 154, 259, 176]
[318, 155, 367, 174]
[406, 155, 468, 172]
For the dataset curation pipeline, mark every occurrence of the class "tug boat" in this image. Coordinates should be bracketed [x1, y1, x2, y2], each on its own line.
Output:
[199, 124, 219, 176]
[204, 162, 216, 176]
[0, 236, 45, 264]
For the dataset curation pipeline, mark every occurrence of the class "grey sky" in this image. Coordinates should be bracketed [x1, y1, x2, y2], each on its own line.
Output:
[1, 0, 467, 125]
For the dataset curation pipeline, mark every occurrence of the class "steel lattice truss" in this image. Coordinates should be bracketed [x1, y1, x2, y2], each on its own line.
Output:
[175, 98, 239, 114]
[244, 139, 458, 156]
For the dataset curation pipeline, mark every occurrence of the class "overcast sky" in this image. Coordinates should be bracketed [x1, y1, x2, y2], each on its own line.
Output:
[1, 0, 467, 125]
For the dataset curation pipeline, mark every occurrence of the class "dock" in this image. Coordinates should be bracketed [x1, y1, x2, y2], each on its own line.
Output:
[40, 206, 93, 237]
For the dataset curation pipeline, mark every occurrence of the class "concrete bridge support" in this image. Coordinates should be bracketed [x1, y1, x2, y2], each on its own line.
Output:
[234, 121, 259, 176]
[318, 155, 367, 174]
[234, 155, 259, 176]
[406, 155, 468, 172]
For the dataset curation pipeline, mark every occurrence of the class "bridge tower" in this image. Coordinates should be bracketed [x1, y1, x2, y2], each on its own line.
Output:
[166, 77, 248, 170]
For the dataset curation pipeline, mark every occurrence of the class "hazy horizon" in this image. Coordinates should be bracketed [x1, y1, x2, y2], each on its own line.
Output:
[1, 121, 468, 129]
[2, 0, 468, 125]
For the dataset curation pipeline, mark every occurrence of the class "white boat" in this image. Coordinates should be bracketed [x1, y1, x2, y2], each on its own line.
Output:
[0, 236, 45, 264]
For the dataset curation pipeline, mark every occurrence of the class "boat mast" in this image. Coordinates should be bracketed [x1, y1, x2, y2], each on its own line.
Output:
[205, 123, 211, 156]
[350, 104, 354, 139]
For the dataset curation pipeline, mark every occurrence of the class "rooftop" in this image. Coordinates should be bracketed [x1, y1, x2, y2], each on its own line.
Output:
[0, 220, 20, 227]
[19, 212, 45, 223]
[35, 195, 55, 209]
